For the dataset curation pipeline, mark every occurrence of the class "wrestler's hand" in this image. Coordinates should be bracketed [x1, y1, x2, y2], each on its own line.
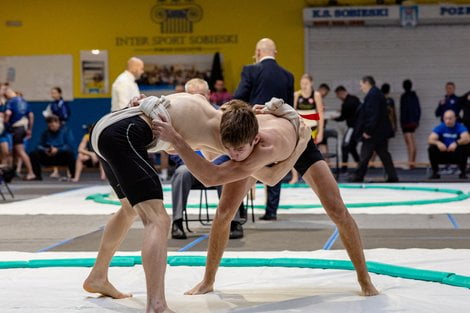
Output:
[252, 104, 266, 114]
[128, 94, 147, 107]
[152, 113, 181, 144]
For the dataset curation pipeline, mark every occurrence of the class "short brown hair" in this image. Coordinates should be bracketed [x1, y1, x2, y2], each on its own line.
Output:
[45, 115, 60, 124]
[220, 100, 258, 147]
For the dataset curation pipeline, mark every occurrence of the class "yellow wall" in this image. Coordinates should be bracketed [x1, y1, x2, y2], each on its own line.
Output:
[306, 0, 470, 6]
[1, 0, 307, 97]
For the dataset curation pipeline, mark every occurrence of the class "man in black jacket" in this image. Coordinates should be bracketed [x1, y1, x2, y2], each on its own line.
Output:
[459, 91, 470, 131]
[234, 38, 294, 220]
[351, 76, 398, 182]
[334, 85, 360, 172]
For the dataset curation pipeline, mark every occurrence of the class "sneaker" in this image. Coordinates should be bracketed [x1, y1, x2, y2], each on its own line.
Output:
[385, 177, 399, 183]
[429, 172, 441, 179]
[229, 221, 244, 239]
[459, 173, 468, 179]
[171, 220, 187, 240]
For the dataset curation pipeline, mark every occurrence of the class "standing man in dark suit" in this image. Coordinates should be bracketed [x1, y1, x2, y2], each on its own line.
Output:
[234, 38, 294, 220]
[351, 76, 399, 182]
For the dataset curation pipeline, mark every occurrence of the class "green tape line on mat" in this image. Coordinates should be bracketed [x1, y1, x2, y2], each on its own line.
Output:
[1, 256, 469, 289]
[86, 184, 470, 209]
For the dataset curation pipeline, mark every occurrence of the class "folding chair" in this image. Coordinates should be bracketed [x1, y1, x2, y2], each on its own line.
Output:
[0, 167, 15, 200]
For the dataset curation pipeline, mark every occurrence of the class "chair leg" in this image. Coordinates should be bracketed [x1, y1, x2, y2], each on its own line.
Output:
[0, 186, 5, 201]
[4, 182, 14, 199]
[204, 189, 210, 224]
[198, 189, 212, 226]
[183, 206, 192, 233]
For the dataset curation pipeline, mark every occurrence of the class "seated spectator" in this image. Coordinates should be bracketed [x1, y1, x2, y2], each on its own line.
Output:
[43, 86, 71, 178]
[29, 115, 75, 181]
[428, 110, 470, 179]
[71, 126, 105, 182]
[170, 154, 245, 240]
[209, 79, 232, 108]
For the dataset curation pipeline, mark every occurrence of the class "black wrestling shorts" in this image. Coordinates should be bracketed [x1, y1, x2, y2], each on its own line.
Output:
[293, 138, 324, 177]
[96, 116, 163, 206]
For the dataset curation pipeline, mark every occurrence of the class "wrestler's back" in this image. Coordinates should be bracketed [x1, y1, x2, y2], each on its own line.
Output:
[165, 93, 225, 153]
[256, 114, 297, 162]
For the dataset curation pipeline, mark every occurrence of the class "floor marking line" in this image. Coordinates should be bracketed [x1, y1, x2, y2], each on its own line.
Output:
[36, 226, 105, 253]
[323, 227, 339, 250]
[446, 213, 460, 229]
[178, 235, 209, 252]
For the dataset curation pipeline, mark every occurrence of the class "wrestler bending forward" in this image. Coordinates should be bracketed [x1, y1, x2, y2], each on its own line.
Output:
[83, 93, 319, 313]
[153, 97, 379, 297]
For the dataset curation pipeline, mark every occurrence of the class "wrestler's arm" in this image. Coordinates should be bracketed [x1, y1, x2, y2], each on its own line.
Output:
[252, 119, 311, 185]
[170, 135, 272, 186]
[153, 115, 274, 185]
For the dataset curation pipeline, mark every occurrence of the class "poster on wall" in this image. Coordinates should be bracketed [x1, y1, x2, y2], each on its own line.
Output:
[80, 50, 108, 95]
[136, 54, 217, 95]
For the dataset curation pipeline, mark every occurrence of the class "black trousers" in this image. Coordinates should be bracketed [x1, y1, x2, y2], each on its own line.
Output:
[341, 127, 360, 164]
[265, 181, 282, 217]
[29, 149, 76, 179]
[428, 144, 469, 173]
[354, 138, 398, 181]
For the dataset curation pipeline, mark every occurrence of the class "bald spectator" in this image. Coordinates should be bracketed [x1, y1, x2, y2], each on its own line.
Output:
[428, 110, 469, 179]
[111, 57, 144, 112]
[234, 37, 294, 221]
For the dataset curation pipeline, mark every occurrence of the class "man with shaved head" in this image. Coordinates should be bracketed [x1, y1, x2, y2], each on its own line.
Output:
[234, 37, 294, 221]
[111, 57, 144, 112]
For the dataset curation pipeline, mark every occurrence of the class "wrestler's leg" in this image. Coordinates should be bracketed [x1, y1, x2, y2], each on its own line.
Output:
[302, 161, 379, 296]
[133, 199, 173, 313]
[83, 197, 137, 298]
[185, 177, 256, 295]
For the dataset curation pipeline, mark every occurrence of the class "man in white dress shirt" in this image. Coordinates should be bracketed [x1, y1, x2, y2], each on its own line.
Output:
[111, 57, 144, 112]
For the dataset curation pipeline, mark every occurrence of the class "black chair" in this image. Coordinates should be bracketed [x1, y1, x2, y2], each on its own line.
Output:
[322, 129, 340, 180]
[0, 166, 15, 200]
[182, 183, 254, 233]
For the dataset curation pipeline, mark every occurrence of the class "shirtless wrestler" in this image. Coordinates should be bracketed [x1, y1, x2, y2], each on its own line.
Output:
[153, 98, 379, 298]
[82, 93, 313, 313]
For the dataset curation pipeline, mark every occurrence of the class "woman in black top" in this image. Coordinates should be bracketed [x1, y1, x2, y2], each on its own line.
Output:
[400, 79, 421, 169]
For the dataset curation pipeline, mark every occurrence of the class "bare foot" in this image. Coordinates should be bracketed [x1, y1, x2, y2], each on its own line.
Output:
[184, 281, 214, 295]
[148, 306, 176, 313]
[71, 178, 79, 183]
[49, 171, 60, 178]
[359, 281, 379, 296]
[83, 277, 132, 299]
[24, 173, 36, 181]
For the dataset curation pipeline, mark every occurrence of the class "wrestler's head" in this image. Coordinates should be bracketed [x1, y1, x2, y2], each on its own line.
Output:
[220, 100, 260, 161]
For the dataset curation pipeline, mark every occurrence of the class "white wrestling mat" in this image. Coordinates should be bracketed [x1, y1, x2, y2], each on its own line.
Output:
[0, 183, 469, 215]
[1, 249, 469, 313]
